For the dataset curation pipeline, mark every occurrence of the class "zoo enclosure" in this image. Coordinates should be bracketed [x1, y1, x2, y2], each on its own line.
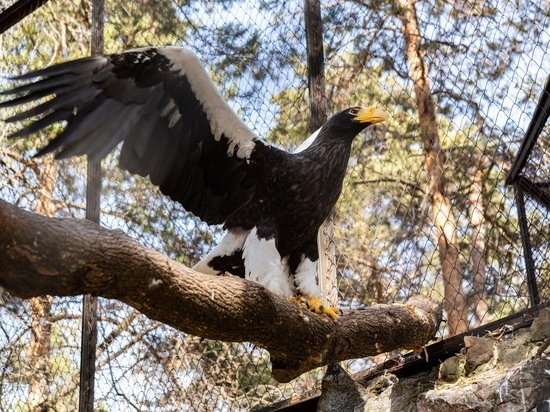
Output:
[0, 0, 549, 410]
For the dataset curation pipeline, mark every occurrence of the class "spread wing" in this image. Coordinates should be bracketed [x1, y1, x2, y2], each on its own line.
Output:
[0, 47, 262, 225]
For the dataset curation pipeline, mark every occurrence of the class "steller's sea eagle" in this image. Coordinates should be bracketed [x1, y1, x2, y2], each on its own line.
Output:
[1, 47, 387, 319]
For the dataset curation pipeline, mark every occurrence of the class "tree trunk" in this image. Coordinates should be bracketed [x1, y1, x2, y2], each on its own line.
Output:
[468, 148, 491, 327]
[397, 0, 468, 335]
[27, 296, 53, 412]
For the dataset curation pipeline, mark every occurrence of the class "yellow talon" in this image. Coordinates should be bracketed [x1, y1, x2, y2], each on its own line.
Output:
[307, 296, 339, 321]
[289, 295, 340, 320]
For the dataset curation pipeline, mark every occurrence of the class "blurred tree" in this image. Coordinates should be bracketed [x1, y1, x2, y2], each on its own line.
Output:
[396, 0, 467, 334]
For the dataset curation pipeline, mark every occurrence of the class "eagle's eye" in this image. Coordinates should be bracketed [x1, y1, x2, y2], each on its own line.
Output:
[349, 108, 358, 116]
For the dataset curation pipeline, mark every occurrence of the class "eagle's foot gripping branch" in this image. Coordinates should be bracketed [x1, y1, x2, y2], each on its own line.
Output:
[289, 296, 339, 321]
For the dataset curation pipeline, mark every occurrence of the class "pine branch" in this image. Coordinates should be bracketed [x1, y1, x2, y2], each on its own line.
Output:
[0, 198, 442, 382]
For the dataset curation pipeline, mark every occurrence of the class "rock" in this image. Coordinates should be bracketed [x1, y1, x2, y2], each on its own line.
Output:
[418, 358, 550, 412]
[317, 310, 550, 412]
[383, 370, 436, 412]
[495, 359, 550, 411]
[418, 386, 493, 412]
[438, 355, 463, 383]
[531, 307, 550, 342]
[496, 328, 532, 369]
[317, 364, 435, 412]
[535, 400, 550, 412]
[317, 357, 550, 412]
[316, 364, 367, 412]
[367, 374, 398, 395]
[464, 336, 494, 374]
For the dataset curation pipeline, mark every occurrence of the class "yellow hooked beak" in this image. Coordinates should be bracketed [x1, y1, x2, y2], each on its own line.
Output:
[354, 106, 388, 125]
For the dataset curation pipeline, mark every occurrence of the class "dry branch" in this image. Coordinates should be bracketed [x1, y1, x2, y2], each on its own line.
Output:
[0, 199, 442, 382]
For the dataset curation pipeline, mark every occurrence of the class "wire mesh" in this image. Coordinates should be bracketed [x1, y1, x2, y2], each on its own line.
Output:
[1, 0, 550, 410]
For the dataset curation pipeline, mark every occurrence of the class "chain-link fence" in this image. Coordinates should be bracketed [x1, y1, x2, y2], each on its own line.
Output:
[1, 0, 549, 410]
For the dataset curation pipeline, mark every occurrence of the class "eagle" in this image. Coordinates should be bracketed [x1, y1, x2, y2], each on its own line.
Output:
[1, 47, 387, 319]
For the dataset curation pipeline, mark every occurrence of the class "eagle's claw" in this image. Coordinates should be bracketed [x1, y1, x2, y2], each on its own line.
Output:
[289, 296, 339, 321]
[307, 296, 339, 321]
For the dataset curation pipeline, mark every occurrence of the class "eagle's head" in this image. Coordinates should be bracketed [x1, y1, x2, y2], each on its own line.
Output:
[322, 106, 388, 139]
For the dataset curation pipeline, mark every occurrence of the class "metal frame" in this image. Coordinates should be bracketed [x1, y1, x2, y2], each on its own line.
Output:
[514, 184, 541, 307]
[0, 0, 50, 33]
[506, 75, 550, 309]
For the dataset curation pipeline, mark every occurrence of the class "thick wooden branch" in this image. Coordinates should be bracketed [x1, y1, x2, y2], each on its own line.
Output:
[0, 199, 442, 382]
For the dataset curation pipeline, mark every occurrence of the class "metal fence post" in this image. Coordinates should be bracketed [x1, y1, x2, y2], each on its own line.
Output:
[304, 0, 338, 308]
[514, 184, 541, 307]
[79, 0, 104, 410]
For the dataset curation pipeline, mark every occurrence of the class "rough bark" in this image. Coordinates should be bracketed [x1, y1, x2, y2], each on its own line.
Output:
[0, 199, 442, 383]
[397, 0, 468, 335]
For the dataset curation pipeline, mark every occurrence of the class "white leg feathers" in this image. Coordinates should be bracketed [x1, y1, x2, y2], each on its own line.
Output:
[242, 228, 295, 297]
[293, 256, 321, 298]
[194, 227, 320, 300]
[192, 229, 248, 274]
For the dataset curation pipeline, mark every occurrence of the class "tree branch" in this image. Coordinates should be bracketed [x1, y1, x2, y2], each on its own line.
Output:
[0, 199, 442, 382]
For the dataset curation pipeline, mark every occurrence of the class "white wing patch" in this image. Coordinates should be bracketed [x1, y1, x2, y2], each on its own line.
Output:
[243, 228, 295, 297]
[157, 47, 257, 159]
